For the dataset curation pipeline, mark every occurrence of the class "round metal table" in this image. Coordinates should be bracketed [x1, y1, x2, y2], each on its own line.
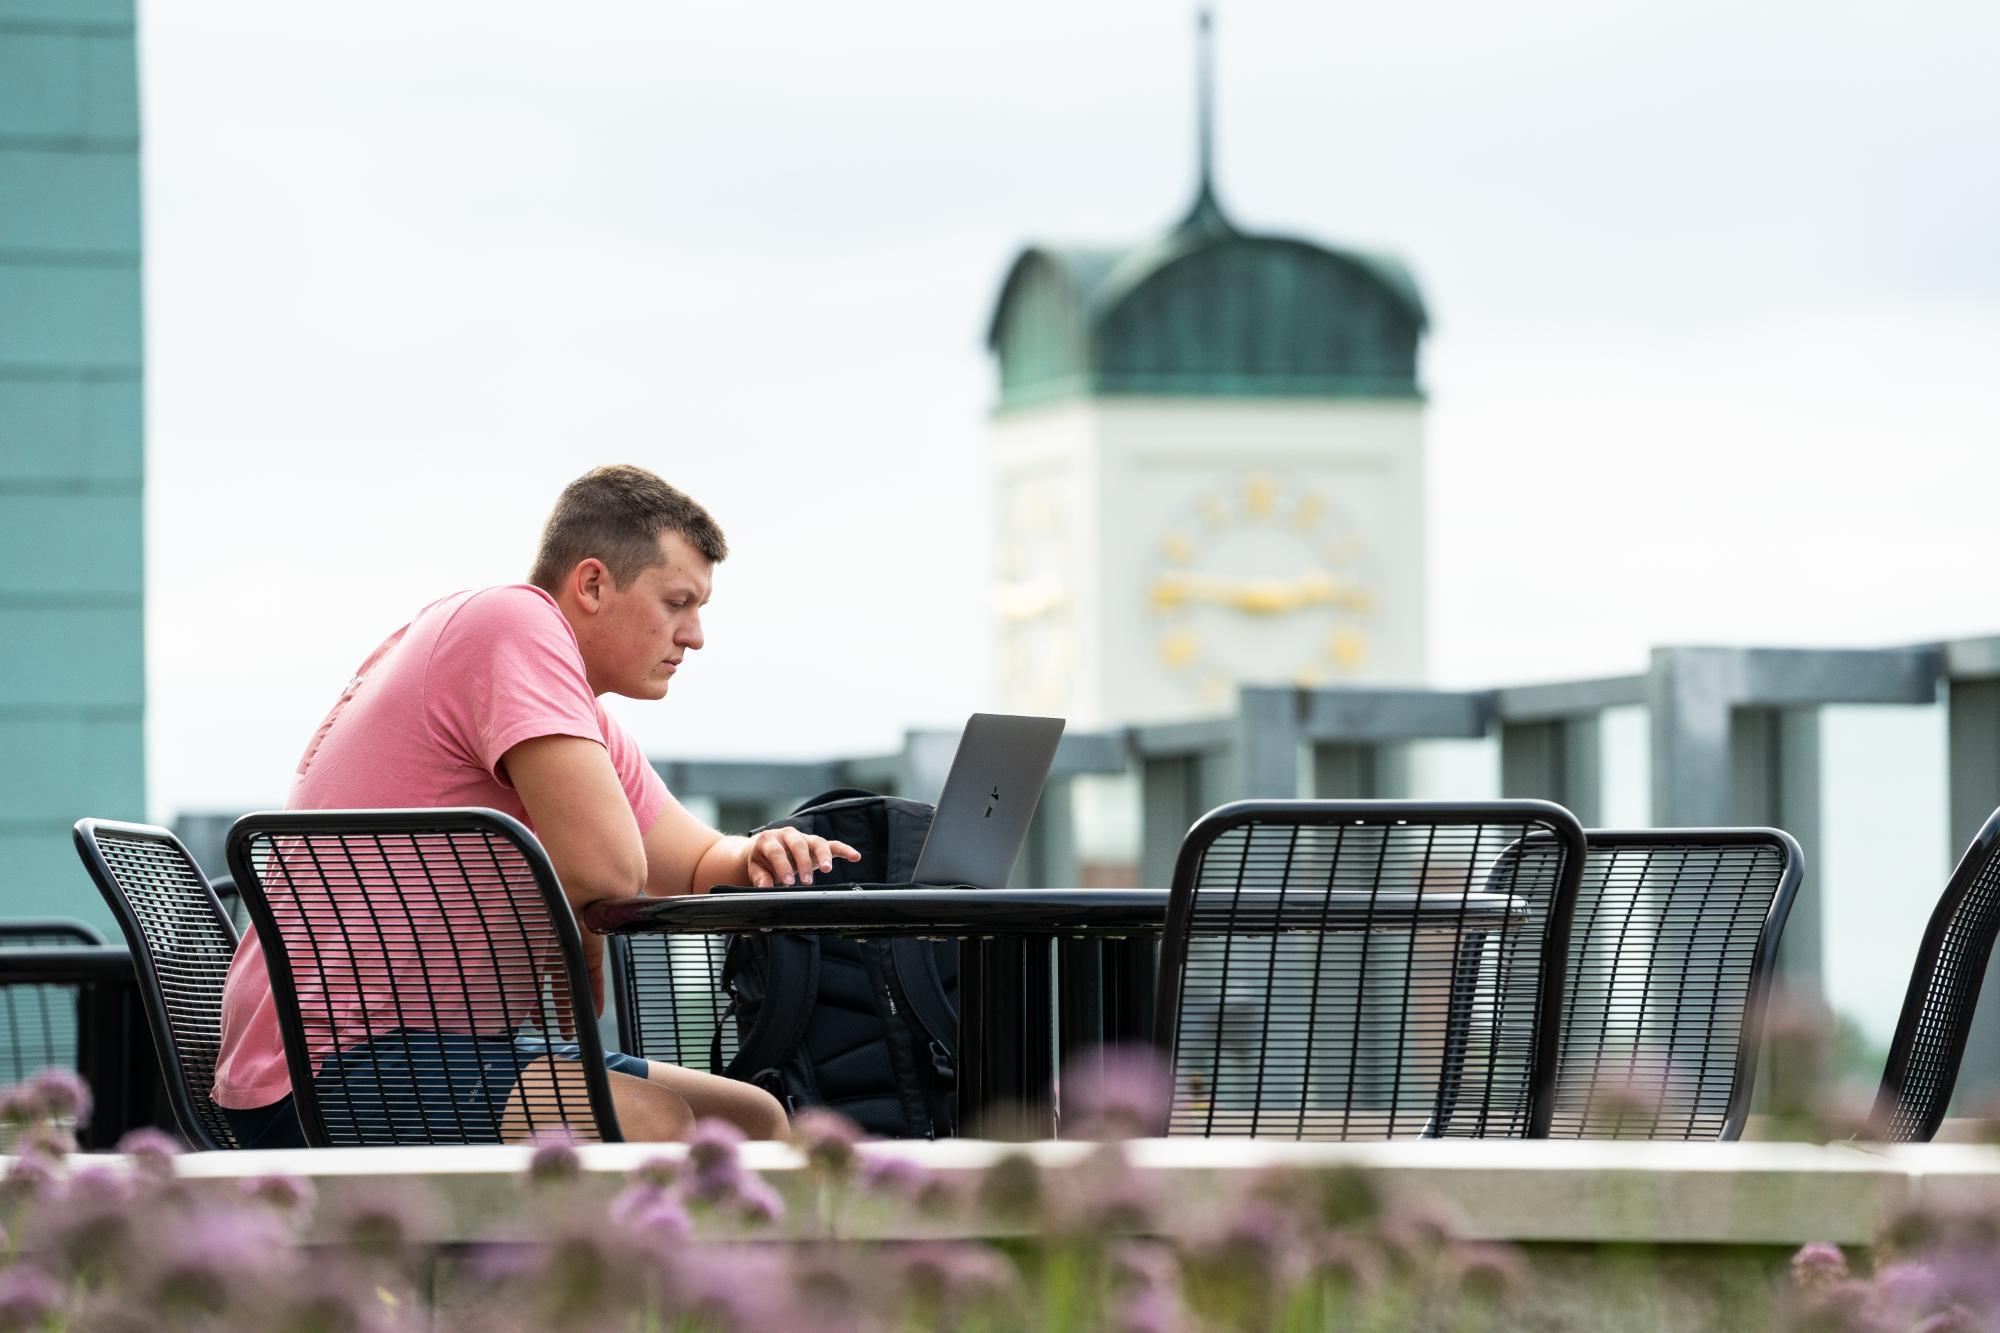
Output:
[585, 885, 1527, 1136]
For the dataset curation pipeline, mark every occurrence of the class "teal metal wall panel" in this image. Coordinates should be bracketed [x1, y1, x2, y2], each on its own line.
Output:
[0, 494, 142, 596]
[0, 148, 140, 252]
[78, 30, 135, 138]
[0, 376, 143, 483]
[0, 608, 143, 707]
[0, 265, 142, 368]
[0, 831, 111, 933]
[0, 714, 142, 822]
[0, 5, 141, 930]
[0, 31, 136, 140]
[0, 0, 131, 25]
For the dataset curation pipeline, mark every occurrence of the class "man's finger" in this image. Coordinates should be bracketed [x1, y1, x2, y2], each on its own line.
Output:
[829, 840, 863, 863]
[782, 829, 819, 884]
[748, 860, 774, 889]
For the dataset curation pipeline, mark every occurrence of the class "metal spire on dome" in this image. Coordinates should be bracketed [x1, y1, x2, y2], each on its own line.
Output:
[1180, 8, 1232, 235]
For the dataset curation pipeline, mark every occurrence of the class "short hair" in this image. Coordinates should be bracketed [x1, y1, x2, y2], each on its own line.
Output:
[528, 465, 728, 593]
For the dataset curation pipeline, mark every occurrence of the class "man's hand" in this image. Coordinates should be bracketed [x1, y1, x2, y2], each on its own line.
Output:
[742, 826, 862, 889]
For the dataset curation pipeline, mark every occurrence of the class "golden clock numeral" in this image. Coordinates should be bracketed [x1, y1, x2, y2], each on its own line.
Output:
[1245, 474, 1276, 518]
[1160, 532, 1195, 565]
[1159, 630, 1199, 669]
[1293, 493, 1325, 531]
[1201, 494, 1230, 528]
[1327, 628, 1369, 671]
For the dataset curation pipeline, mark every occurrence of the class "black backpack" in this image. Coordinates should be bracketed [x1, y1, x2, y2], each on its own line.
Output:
[718, 790, 959, 1138]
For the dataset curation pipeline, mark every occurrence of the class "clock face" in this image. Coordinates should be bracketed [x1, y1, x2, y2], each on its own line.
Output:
[993, 479, 1078, 716]
[1146, 472, 1378, 705]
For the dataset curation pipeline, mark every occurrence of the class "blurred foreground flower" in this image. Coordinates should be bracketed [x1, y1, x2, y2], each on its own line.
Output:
[1061, 1044, 1173, 1139]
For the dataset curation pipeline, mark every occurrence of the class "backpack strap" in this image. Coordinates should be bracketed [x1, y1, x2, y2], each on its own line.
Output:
[721, 933, 821, 1106]
[889, 938, 958, 1070]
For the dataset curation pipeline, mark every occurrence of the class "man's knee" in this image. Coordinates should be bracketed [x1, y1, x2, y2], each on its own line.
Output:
[614, 1079, 694, 1142]
[743, 1083, 790, 1141]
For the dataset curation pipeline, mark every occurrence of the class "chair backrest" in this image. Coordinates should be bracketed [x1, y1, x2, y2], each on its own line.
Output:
[0, 919, 104, 1146]
[1153, 799, 1587, 1140]
[1866, 808, 2000, 1142]
[1549, 828, 1802, 1141]
[608, 933, 735, 1073]
[71, 821, 242, 1151]
[225, 807, 621, 1146]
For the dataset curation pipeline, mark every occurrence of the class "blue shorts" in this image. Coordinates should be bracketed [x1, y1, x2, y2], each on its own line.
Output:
[220, 1030, 649, 1147]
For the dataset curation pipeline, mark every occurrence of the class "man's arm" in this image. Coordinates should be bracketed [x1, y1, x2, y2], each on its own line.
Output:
[504, 734, 649, 1016]
[642, 792, 861, 896]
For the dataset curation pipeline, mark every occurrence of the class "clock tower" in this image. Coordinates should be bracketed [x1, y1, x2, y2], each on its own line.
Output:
[987, 14, 1429, 727]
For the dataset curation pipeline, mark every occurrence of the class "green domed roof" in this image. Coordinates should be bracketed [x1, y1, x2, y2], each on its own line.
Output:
[987, 196, 1428, 411]
[988, 12, 1426, 412]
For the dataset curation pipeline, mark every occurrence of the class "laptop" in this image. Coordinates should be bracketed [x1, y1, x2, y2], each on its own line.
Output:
[909, 712, 1066, 889]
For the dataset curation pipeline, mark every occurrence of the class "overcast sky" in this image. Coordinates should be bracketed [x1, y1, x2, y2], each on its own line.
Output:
[139, 0, 2000, 820]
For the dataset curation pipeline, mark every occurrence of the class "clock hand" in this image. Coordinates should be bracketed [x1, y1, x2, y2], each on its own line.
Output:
[1149, 572, 1373, 615]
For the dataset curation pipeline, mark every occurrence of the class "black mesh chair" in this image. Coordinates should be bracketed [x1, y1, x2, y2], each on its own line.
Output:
[1865, 807, 2000, 1142]
[608, 933, 735, 1075]
[72, 820, 243, 1151]
[225, 808, 622, 1146]
[0, 919, 103, 1147]
[1549, 828, 1802, 1141]
[1153, 799, 1587, 1140]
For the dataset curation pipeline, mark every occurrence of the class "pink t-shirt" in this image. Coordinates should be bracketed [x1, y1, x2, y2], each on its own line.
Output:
[211, 585, 668, 1109]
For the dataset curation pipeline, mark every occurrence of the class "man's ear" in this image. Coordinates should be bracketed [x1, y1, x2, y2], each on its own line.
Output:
[571, 558, 611, 613]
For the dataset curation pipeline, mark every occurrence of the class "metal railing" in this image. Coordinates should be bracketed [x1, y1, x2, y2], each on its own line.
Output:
[163, 633, 2000, 1110]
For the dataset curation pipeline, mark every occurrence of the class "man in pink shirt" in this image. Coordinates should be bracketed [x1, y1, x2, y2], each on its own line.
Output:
[212, 465, 853, 1145]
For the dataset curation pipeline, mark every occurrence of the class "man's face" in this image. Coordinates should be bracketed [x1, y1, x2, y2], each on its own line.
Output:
[585, 531, 713, 700]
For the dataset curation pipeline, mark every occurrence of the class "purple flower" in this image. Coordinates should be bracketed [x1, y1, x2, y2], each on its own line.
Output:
[631, 1154, 681, 1189]
[1107, 1241, 1180, 1296]
[142, 1203, 293, 1313]
[1061, 1045, 1173, 1139]
[686, 1117, 746, 1171]
[1, 1153, 56, 1206]
[0, 1265, 66, 1329]
[1315, 1233, 1385, 1294]
[1109, 1285, 1185, 1333]
[974, 1151, 1043, 1223]
[20, 1068, 93, 1128]
[1869, 1259, 1940, 1314]
[609, 1182, 694, 1244]
[116, 1126, 183, 1178]
[65, 1163, 135, 1208]
[792, 1108, 862, 1178]
[668, 1245, 793, 1329]
[527, 1130, 581, 1185]
[328, 1183, 441, 1264]
[913, 1172, 969, 1218]
[733, 1176, 787, 1227]
[7, 1122, 75, 1164]
[240, 1172, 315, 1217]
[1378, 1200, 1464, 1271]
[1449, 1242, 1528, 1305]
[276, 1261, 399, 1333]
[858, 1151, 930, 1200]
[1911, 1309, 1978, 1333]
[900, 1241, 1018, 1312]
[1065, 1142, 1157, 1234]
[1792, 1243, 1850, 1288]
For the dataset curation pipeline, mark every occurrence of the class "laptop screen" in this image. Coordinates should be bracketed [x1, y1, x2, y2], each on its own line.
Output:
[908, 713, 1065, 889]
